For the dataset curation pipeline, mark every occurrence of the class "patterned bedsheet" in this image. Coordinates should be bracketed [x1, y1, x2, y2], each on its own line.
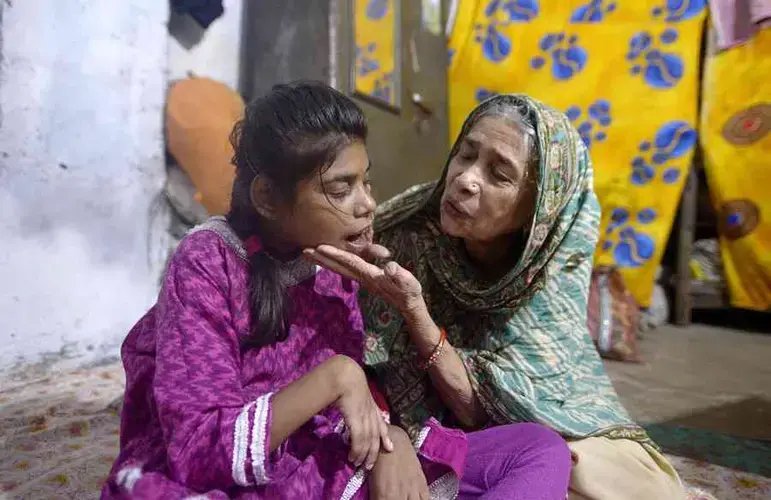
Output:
[1, 365, 769, 499]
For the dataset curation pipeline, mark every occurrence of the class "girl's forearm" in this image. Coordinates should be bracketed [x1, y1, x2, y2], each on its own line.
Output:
[268, 354, 357, 451]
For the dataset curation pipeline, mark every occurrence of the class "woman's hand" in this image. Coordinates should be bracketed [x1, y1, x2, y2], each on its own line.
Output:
[332, 356, 394, 469]
[304, 245, 425, 316]
[370, 426, 430, 500]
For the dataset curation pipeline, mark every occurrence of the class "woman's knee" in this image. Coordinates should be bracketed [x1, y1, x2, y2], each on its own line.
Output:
[567, 438, 685, 500]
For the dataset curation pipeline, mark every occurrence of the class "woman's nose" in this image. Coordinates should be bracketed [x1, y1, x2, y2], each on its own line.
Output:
[454, 167, 482, 196]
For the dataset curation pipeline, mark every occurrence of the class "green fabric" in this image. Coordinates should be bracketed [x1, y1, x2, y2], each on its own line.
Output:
[644, 424, 771, 477]
[361, 94, 649, 442]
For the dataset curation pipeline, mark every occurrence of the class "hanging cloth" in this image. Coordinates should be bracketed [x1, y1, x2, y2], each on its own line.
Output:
[171, 0, 224, 29]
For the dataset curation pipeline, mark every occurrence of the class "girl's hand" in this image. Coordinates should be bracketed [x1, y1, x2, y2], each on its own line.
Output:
[304, 245, 425, 316]
[333, 356, 394, 469]
[370, 426, 430, 500]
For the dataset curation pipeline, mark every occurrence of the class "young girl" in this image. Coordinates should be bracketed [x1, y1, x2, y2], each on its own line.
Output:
[103, 81, 571, 499]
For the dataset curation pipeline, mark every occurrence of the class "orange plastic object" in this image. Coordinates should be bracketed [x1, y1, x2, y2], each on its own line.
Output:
[166, 77, 245, 216]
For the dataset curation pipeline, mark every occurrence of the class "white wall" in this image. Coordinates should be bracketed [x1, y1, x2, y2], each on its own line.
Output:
[168, 0, 243, 90]
[0, 1, 170, 376]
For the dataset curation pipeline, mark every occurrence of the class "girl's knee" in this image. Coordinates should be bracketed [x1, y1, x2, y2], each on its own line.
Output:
[498, 423, 571, 466]
[524, 424, 571, 461]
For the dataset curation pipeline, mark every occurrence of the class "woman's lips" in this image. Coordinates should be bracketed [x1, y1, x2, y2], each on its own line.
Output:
[442, 199, 471, 219]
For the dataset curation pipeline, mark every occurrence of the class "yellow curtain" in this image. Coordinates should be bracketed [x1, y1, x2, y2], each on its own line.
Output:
[353, 0, 398, 107]
[701, 27, 771, 311]
[448, 0, 706, 306]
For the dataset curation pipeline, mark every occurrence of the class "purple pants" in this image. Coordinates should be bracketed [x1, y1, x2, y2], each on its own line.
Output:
[459, 423, 571, 500]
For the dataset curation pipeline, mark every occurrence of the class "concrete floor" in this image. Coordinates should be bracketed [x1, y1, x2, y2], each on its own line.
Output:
[605, 320, 771, 441]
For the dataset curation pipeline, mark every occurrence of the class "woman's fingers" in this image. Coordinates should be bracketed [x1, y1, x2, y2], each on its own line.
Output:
[306, 246, 422, 310]
[305, 247, 389, 289]
[364, 414, 381, 470]
[379, 414, 394, 453]
[348, 420, 367, 466]
[360, 243, 392, 261]
[316, 245, 384, 277]
[384, 261, 422, 294]
[304, 249, 360, 281]
[304, 248, 381, 282]
[384, 261, 408, 283]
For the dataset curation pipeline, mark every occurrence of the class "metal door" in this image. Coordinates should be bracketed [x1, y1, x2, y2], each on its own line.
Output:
[333, 0, 449, 202]
[240, 0, 449, 202]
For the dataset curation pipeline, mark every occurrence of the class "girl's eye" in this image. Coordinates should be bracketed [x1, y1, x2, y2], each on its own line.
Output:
[329, 189, 350, 199]
[326, 183, 351, 199]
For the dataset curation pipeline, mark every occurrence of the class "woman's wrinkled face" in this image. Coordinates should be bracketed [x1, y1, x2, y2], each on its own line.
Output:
[440, 116, 536, 246]
[270, 140, 377, 254]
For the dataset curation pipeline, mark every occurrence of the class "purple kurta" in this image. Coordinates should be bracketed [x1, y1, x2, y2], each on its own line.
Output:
[102, 219, 466, 499]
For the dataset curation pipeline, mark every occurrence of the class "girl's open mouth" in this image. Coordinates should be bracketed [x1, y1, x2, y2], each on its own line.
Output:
[343, 226, 373, 254]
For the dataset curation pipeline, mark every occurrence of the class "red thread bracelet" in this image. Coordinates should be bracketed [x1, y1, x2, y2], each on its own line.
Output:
[419, 328, 447, 370]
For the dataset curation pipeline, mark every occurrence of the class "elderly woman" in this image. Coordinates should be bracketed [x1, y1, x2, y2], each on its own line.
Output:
[308, 94, 684, 499]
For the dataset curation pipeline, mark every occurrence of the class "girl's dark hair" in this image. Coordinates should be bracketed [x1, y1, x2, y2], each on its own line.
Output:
[227, 80, 367, 347]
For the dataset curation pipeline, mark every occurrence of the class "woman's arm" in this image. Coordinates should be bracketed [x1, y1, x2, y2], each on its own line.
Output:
[402, 302, 488, 429]
[305, 245, 489, 428]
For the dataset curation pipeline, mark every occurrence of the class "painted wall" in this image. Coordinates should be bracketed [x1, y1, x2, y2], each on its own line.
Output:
[0, 1, 170, 376]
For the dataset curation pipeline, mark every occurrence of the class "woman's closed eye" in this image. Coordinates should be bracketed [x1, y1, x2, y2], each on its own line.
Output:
[456, 143, 477, 161]
[491, 165, 512, 183]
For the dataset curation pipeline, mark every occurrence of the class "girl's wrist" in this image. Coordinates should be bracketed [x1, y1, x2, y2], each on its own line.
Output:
[327, 355, 362, 400]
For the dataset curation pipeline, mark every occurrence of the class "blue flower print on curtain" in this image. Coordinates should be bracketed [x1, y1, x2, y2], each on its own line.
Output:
[570, 0, 617, 23]
[501, 0, 539, 21]
[474, 0, 539, 63]
[371, 73, 394, 103]
[475, 88, 499, 102]
[530, 33, 589, 80]
[366, 0, 389, 20]
[356, 43, 381, 77]
[651, 0, 706, 22]
[630, 120, 697, 185]
[602, 207, 657, 268]
[566, 100, 611, 148]
[627, 29, 683, 89]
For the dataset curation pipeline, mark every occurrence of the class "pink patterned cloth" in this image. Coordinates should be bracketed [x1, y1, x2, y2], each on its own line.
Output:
[101, 227, 466, 499]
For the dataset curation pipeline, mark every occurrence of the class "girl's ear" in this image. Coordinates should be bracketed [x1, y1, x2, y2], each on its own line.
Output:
[250, 176, 277, 219]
